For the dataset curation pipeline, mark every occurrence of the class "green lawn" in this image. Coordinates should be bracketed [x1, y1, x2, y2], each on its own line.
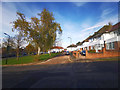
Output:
[39, 53, 60, 60]
[1, 53, 61, 65]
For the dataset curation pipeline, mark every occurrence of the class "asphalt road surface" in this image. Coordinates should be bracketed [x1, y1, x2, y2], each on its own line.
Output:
[2, 55, 119, 88]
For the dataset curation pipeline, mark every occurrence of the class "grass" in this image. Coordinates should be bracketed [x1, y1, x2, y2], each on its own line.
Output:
[39, 53, 60, 61]
[1, 53, 61, 65]
[93, 56, 120, 61]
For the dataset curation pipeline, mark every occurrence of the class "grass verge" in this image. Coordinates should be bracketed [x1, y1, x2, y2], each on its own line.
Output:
[1, 53, 61, 65]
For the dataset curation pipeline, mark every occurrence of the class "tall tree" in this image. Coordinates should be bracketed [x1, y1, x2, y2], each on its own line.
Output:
[12, 9, 62, 55]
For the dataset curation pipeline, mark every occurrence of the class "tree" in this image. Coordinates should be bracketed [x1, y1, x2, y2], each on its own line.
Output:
[2, 36, 15, 49]
[2, 36, 15, 58]
[12, 8, 62, 55]
[25, 43, 35, 55]
[13, 33, 24, 60]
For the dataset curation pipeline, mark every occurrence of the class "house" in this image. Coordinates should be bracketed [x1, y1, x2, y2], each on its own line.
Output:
[77, 22, 120, 52]
[67, 44, 77, 52]
[50, 46, 64, 53]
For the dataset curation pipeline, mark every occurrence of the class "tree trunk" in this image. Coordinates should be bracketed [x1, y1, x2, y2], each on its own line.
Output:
[37, 47, 41, 55]
[17, 48, 19, 60]
[49, 49, 51, 56]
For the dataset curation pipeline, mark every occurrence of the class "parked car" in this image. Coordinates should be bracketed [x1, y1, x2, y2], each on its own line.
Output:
[65, 51, 70, 55]
[81, 50, 86, 56]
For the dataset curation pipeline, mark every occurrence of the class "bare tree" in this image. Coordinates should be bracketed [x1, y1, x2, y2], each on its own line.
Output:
[13, 33, 24, 60]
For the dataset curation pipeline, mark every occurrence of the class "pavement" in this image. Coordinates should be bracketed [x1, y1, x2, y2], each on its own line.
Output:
[2, 55, 119, 88]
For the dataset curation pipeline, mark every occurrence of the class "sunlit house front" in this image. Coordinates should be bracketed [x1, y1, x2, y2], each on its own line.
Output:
[77, 22, 120, 52]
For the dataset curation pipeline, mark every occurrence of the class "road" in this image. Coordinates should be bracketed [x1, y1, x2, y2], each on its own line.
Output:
[2, 55, 118, 88]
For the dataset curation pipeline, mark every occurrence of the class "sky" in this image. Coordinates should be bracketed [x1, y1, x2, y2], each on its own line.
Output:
[0, 1, 119, 48]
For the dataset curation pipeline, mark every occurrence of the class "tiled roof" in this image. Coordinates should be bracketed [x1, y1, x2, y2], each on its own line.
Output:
[67, 44, 77, 48]
[76, 22, 120, 45]
[51, 46, 64, 49]
[109, 22, 120, 32]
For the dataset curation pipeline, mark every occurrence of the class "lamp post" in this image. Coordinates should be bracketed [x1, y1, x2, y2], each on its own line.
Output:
[68, 37, 72, 51]
[4, 33, 10, 64]
[68, 37, 72, 45]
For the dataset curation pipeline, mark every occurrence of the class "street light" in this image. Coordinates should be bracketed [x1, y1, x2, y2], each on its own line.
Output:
[68, 37, 72, 51]
[68, 37, 72, 45]
[4, 33, 10, 64]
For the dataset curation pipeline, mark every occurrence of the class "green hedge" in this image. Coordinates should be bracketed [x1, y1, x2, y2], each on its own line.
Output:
[88, 50, 96, 53]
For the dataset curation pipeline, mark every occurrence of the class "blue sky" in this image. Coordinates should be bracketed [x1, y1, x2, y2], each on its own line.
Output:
[1, 2, 118, 48]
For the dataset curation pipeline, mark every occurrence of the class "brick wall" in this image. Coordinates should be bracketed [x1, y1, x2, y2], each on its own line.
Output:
[73, 42, 120, 59]
[86, 44, 120, 59]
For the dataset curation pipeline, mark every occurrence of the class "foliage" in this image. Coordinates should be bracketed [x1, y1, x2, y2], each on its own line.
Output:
[13, 33, 25, 60]
[88, 50, 96, 53]
[2, 37, 15, 48]
[2, 37, 16, 58]
[12, 9, 62, 55]
[25, 43, 35, 55]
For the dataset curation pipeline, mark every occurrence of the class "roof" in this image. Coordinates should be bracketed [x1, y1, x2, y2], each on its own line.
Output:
[83, 35, 93, 42]
[85, 23, 113, 40]
[51, 46, 64, 49]
[67, 44, 77, 48]
[92, 24, 112, 38]
[76, 22, 120, 46]
[109, 22, 120, 32]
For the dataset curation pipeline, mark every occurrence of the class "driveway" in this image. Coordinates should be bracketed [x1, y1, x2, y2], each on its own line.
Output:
[2, 55, 118, 88]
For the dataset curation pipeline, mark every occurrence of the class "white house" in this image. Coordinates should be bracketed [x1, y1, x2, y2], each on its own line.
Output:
[50, 46, 64, 53]
[77, 22, 120, 52]
[67, 44, 77, 52]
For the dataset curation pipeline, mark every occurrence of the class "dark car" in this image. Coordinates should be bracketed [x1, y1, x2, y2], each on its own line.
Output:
[65, 51, 70, 55]
[81, 50, 86, 56]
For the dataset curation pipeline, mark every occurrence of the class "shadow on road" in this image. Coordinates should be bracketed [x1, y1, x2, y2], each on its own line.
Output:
[2, 58, 119, 88]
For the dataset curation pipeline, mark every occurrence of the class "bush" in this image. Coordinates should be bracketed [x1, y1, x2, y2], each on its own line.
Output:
[88, 50, 96, 53]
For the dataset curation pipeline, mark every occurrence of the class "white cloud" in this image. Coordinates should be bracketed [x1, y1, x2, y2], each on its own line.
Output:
[72, 2, 87, 7]
[60, 13, 118, 48]
[101, 8, 114, 19]
[2, 3, 18, 37]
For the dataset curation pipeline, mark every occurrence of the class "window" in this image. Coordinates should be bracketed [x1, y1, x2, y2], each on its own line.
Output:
[111, 42, 115, 49]
[109, 43, 112, 49]
[91, 46, 93, 50]
[106, 42, 115, 50]
[106, 43, 109, 50]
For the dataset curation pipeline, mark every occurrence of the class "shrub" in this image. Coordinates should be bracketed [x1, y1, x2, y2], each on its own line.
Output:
[88, 50, 96, 53]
